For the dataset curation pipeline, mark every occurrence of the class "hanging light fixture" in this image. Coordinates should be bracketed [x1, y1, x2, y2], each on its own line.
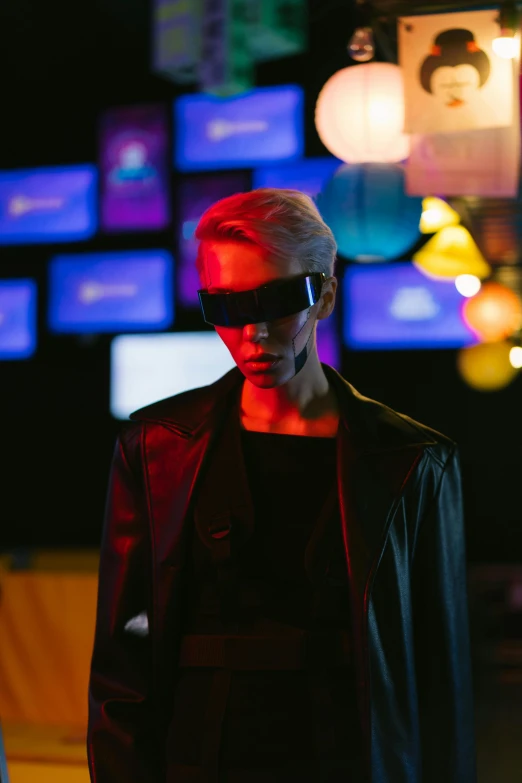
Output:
[413, 225, 491, 280]
[493, 1, 520, 59]
[315, 62, 410, 163]
[348, 1, 375, 62]
[457, 341, 519, 391]
[419, 197, 461, 234]
[462, 281, 522, 343]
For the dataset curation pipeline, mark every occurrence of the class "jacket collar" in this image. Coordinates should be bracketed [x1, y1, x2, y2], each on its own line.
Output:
[130, 365, 437, 454]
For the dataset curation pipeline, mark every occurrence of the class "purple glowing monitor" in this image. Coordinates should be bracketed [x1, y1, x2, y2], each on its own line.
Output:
[48, 250, 174, 334]
[99, 104, 170, 232]
[174, 85, 304, 171]
[343, 262, 478, 350]
[253, 158, 342, 200]
[176, 171, 251, 308]
[0, 166, 97, 244]
[110, 331, 235, 419]
[0, 280, 37, 359]
[317, 315, 341, 370]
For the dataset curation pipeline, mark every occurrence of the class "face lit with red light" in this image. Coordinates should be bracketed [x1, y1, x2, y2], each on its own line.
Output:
[199, 240, 323, 388]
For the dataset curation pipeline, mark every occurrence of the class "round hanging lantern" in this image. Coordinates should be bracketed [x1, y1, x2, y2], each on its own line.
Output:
[457, 342, 519, 391]
[315, 62, 410, 164]
[462, 281, 522, 342]
[316, 162, 422, 261]
[413, 226, 491, 281]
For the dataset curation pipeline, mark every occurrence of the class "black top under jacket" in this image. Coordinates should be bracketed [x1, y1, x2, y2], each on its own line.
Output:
[165, 429, 364, 782]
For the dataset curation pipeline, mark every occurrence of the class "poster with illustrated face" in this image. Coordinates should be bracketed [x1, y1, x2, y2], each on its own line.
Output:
[405, 53, 520, 197]
[100, 104, 170, 232]
[176, 171, 251, 308]
[399, 9, 514, 134]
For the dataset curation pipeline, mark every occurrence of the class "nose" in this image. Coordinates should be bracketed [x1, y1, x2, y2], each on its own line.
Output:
[243, 321, 269, 342]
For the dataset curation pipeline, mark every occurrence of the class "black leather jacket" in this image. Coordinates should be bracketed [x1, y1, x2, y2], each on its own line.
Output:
[87, 365, 476, 782]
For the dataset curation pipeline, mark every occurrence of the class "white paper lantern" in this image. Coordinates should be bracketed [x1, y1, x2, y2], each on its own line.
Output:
[315, 62, 410, 164]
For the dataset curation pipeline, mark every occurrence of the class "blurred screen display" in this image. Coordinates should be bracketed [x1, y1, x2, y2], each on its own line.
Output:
[177, 171, 251, 307]
[253, 158, 341, 200]
[343, 262, 478, 350]
[0, 280, 37, 359]
[111, 331, 236, 419]
[48, 250, 174, 333]
[317, 315, 341, 370]
[0, 165, 97, 244]
[175, 85, 304, 171]
[100, 104, 170, 232]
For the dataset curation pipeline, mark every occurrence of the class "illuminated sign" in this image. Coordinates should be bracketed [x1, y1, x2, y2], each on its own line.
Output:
[0, 280, 37, 359]
[174, 84, 304, 170]
[99, 104, 170, 232]
[253, 157, 341, 200]
[48, 250, 174, 333]
[343, 262, 478, 350]
[110, 331, 235, 418]
[0, 166, 97, 244]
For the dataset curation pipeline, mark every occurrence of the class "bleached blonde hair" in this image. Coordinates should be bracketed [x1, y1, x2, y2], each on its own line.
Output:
[195, 188, 337, 277]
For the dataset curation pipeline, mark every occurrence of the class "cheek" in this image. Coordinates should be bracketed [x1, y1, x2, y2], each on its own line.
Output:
[215, 327, 242, 356]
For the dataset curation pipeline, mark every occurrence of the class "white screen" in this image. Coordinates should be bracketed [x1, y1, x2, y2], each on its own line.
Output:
[110, 332, 236, 419]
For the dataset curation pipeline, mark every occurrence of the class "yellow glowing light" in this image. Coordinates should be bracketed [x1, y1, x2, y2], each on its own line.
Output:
[419, 197, 460, 234]
[457, 342, 518, 391]
[509, 345, 522, 368]
[413, 225, 491, 281]
[492, 33, 520, 59]
[455, 274, 481, 298]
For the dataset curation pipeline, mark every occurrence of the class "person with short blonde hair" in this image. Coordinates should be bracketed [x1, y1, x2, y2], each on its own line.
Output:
[88, 187, 476, 783]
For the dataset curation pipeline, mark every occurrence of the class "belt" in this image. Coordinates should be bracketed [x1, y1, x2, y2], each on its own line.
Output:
[178, 631, 351, 670]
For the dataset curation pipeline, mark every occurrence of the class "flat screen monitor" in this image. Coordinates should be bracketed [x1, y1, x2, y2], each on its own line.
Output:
[174, 84, 304, 171]
[0, 279, 37, 359]
[343, 262, 478, 350]
[99, 104, 171, 232]
[110, 331, 236, 419]
[317, 315, 341, 370]
[253, 157, 341, 200]
[0, 165, 97, 244]
[48, 250, 174, 333]
[176, 171, 251, 308]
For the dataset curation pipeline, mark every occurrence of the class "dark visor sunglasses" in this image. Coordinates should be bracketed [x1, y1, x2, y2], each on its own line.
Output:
[198, 273, 326, 327]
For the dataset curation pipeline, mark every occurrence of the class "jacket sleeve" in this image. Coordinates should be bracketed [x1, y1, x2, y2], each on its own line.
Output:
[411, 446, 477, 783]
[87, 428, 164, 782]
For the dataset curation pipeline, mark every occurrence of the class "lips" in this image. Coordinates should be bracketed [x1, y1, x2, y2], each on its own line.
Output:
[245, 353, 279, 362]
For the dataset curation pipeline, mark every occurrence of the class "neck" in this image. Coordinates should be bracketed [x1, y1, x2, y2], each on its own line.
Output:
[240, 350, 338, 426]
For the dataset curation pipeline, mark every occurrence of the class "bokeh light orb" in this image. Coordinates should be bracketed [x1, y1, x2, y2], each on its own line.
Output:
[315, 62, 410, 163]
[457, 341, 519, 391]
[510, 345, 522, 369]
[455, 274, 481, 298]
[317, 162, 422, 261]
[462, 281, 522, 342]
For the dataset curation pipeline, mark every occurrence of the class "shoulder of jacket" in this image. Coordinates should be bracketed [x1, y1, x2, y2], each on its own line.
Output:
[126, 367, 241, 433]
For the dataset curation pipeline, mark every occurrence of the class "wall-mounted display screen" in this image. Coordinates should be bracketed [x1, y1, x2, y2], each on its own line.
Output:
[48, 250, 174, 333]
[176, 171, 251, 308]
[110, 331, 235, 419]
[99, 104, 170, 232]
[0, 280, 37, 359]
[317, 314, 341, 370]
[253, 157, 341, 200]
[174, 85, 304, 171]
[0, 165, 97, 244]
[343, 262, 478, 350]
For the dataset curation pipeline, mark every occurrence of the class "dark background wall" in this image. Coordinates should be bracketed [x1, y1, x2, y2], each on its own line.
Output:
[0, 0, 520, 561]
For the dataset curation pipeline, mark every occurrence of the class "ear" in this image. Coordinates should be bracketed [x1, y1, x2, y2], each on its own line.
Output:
[316, 276, 337, 320]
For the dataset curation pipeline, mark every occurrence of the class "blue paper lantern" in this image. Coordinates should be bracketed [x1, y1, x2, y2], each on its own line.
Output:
[317, 163, 423, 262]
